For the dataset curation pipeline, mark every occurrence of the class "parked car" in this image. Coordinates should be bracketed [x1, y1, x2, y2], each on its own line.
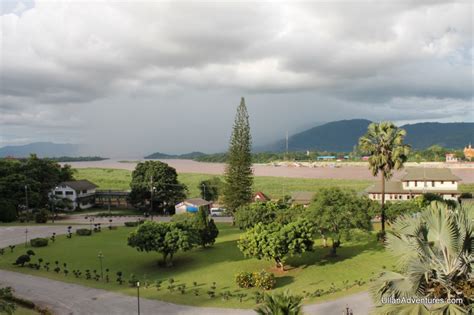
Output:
[210, 207, 226, 217]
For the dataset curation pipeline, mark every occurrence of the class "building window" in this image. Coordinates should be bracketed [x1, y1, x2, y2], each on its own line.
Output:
[441, 181, 444, 184]
[415, 181, 417, 187]
[55, 191, 63, 195]
[82, 189, 87, 194]
[452, 181, 455, 184]
[451, 194, 455, 197]
[432, 181, 435, 187]
[65, 191, 73, 195]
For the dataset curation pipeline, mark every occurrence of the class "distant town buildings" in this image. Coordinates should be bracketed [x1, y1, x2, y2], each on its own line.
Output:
[464, 144, 474, 161]
[366, 168, 461, 202]
[445, 153, 458, 163]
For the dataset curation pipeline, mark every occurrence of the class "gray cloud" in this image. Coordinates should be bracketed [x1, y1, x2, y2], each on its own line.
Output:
[0, 0, 472, 156]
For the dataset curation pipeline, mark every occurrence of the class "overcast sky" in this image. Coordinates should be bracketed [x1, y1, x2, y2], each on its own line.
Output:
[1, 0, 473, 156]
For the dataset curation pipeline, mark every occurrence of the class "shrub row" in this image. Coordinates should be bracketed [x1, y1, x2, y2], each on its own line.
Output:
[76, 229, 92, 236]
[30, 238, 49, 247]
[235, 270, 276, 290]
[124, 221, 144, 227]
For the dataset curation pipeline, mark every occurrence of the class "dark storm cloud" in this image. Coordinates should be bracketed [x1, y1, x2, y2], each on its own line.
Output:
[0, 0, 472, 155]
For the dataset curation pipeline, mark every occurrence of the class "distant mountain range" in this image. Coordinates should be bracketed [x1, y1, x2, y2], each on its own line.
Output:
[144, 151, 207, 159]
[2, 120, 472, 159]
[258, 119, 474, 152]
[0, 142, 81, 158]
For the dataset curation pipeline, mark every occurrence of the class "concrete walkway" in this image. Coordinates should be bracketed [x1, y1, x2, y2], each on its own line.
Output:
[0, 225, 373, 314]
[0, 270, 372, 315]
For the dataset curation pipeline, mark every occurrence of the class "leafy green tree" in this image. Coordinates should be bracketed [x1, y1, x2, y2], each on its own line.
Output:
[384, 200, 422, 223]
[129, 161, 187, 215]
[358, 122, 410, 234]
[127, 221, 193, 267]
[238, 220, 314, 270]
[195, 206, 219, 247]
[235, 201, 304, 230]
[255, 291, 303, 315]
[222, 97, 253, 217]
[0, 155, 74, 213]
[0, 200, 17, 222]
[172, 207, 219, 247]
[306, 187, 374, 256]
[235, 202, 279, 230]
[199, 177, 222, 202]
[371, 202, 473, 313]
[0, 287, 16, 315]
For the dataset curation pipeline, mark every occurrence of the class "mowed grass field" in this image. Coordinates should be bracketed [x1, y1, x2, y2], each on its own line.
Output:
[74, 168, 375, 199]
[0, 224, 393, 308]
[74, 168, 474, 198]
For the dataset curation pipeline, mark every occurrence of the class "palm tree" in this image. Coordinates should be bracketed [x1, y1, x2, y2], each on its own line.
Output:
[255, 291, 304, 315]
[358, 122, 410, 234]
[371, 202, 473, 314]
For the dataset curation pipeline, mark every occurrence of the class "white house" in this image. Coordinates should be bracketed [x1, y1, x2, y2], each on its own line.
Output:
[51, 180, 98, 210]
[367, 168, 461, 202]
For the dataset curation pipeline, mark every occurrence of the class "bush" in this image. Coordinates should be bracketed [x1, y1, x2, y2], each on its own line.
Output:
[30, 238, 49, 247]
[34, 209, 50, 224]
[0, 200, 17, 222]
[14, 254, 31, 267]
[76, 229, 92, 236]
[18, 212, 34, 223]
[124, 221, 144, 227]
[235, 271, 254, 288]
[235, 270, 276, 290]
[253, 270, 276, 290]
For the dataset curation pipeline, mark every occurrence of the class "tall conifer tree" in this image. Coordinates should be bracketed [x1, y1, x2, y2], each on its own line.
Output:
[223, 97, 253, 217]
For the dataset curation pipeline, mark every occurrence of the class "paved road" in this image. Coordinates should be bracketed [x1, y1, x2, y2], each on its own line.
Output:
[0, 226, 373, 314]
[0, 225, 88, 248]
[0, 270, 372, 315]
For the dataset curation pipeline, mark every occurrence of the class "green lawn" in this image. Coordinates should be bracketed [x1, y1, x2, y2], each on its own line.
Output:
[0, 224, 392, 308]
[74, 168, 474, 199]
[74, 168, 374, 199]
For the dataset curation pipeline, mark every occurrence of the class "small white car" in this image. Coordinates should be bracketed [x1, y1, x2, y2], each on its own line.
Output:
[210, 207, 226, 217]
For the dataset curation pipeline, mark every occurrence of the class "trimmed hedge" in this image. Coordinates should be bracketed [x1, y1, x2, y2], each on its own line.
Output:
[124, 220, 144, 227]
[30, 238, 49, 247]
[76, 229, 92, 236]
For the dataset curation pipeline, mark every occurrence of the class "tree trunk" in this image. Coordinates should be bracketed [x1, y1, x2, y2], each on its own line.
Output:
[167, 253, 174, 267]
[381, 170, 386, 234]
[275, 258, 284, 271]
[329, 239, 340, 256]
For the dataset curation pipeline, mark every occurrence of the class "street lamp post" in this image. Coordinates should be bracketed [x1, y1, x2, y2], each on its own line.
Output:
[136, 281, 140, 315]
[98, 251, 104, 280]
[24, 228, 28, 247]
[342, 305, 353, 315]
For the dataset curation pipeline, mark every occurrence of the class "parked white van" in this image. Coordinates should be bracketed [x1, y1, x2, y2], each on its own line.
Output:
[210, 207, 226, 217]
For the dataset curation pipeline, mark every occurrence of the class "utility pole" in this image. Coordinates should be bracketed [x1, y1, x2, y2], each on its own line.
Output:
[150, 176, 154, 221]
[286, 130, 289, 159]
[25, 185, 29, 211]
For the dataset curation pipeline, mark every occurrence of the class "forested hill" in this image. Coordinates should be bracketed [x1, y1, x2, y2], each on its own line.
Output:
[258, 120, 473, 152]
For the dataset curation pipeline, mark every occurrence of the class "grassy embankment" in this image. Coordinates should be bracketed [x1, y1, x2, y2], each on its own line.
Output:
[74, 168, 375, 198]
